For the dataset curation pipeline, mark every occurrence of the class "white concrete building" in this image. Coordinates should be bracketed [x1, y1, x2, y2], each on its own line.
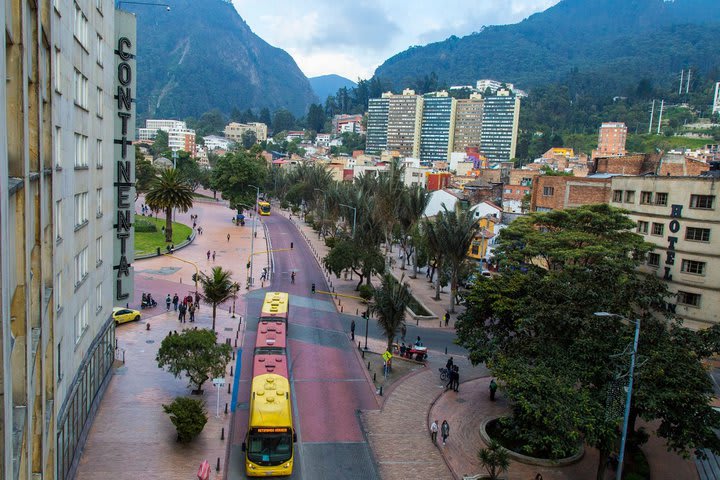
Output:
[204, 135, 232, 151]
[424, 189, 461, 217]
[137, 119, 186, 141]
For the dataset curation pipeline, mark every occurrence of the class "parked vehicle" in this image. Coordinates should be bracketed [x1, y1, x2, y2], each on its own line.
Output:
[112, 307, 140, 325]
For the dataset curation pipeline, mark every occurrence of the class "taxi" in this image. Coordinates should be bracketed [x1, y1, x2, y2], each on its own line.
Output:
[112, 307, 141, 325]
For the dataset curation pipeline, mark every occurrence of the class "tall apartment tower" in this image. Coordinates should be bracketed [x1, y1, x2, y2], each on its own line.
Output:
[2, 2, 136, 480]
[366, 97, 389, 155]
[453, 93, 484, 152]
[596, 122, 627, 157]
[419, 92, 456, 164]
[713, 82, 720, 115]
[386, 89, 423, 158]
[479, 89, 520, 162]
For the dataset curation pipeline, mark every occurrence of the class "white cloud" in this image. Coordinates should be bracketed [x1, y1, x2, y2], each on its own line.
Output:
[232, 0, 560, 80]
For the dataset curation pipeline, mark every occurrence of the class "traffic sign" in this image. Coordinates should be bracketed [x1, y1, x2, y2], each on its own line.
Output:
[382, 351, 392, 362]
[213, 377, 226, 386]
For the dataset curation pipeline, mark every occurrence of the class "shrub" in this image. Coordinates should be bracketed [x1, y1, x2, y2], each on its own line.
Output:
[135, 217, 158, 233]
[478, 440, 510, 480]
[325, 237, 337, 248]
[280, 200, 289, 209]
[305, 213, 314, 225]
[358, 284, 374, 301]
[162, 397, 208, 443]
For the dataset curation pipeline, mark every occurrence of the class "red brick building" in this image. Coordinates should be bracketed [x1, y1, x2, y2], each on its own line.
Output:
[530, 175, 612, 212]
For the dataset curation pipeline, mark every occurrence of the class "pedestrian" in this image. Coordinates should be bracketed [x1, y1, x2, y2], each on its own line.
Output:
[193, 221, 197, 229]
[441, 420, 450, 446]
[453, 365, 460, 392]
[212, 251, 216, 262]
[426, 267, 431, 279]
[227, 233, 230, 242]
[350, 319, 356, 340]
[165, 293, 172, 311]
[401, 324, 407, 342]
[415, 336, 422, 347]
[446, 366, 455, 391]
[172, 293, 179, 311]
[207, 250, 211, 260]
[446, 356, 454, 372]
[291, 271, 296, 284]
[444, 312, 450, 327]
[178, 303, 186, 323]
[194, 292, 200, 309]
[489, 378, 498, 401]
[430, 420, 438, 444]
[189, 303, 195, 322]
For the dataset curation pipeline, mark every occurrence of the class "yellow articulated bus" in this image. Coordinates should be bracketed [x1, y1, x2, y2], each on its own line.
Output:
[258, 201, 271, 216]
[242, 374, 296, 477]
[260, 292, 289, 323]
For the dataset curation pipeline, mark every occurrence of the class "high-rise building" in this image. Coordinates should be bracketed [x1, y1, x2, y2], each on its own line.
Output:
[594, 122, 627, 158]
[480, 89, 521, 162]
[453, 93, 484, 152]
[2, 3, 135, 480]
[419, 92, 456, 164]
[366, 97, 389, 155]
[386, 89, 423, 158]
[713, 82, 720, 115]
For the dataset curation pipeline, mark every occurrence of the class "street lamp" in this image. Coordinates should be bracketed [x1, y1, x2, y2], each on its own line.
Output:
[248, 185, 261, 287]
[363, 308, 369, 350]
[314, 188, 326, 239]
[594, 311, 641, 480]
[339, 203, 357, 239]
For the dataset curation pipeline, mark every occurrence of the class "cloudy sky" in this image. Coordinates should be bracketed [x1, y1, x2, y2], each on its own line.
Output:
[232, 0, 560, 80]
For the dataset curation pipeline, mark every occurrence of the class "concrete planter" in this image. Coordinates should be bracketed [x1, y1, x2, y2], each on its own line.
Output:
[479, 417, 585, 467]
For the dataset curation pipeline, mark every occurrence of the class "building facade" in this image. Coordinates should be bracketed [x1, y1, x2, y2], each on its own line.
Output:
[137, 119, 186, 141]
[530, 175, 612, 212]
[366, 97, 389, 155]
[594, 122, 627, 158]
[479, 89, 520, 162]
[610, 175, 720, 329]
[419, 93, 455, 164]
[223, 122, 267, 143]
[453, 94, 484, 152]
[386, 90, 423, 158]
[713, 82, 720, 116]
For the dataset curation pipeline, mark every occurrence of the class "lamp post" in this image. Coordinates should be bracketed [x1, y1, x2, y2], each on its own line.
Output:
[594, 312, 641, 480]
[339, 203, 357, 239]
[314, 188, 326, 239]
[363, 308, 369, 350]
[248, 185, 260, 287]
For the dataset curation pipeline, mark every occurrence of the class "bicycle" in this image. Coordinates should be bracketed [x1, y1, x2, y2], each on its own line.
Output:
[439, 367, 449, 382]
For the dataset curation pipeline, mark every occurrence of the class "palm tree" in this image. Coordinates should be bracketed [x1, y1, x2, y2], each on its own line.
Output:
[398, 185, 430, 273]
[198, 267, 239, 332]
[145, 168, 195, 242]
[424, 217, 446, 301]
[369, 273, 411, 352]
[435, 205, 480, 313]
[374, 159, 405, 254]
[478, 440, 510, 480]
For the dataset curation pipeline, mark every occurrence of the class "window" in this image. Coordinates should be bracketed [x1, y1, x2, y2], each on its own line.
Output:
[647, 252, 660, 267]
[651, 222, 664, 236]
[75, 300, 89, 342]
[96, 139, 103, 168]
[54, 48, 62, 92]
[690, 195, 715, 210]
[96, 33, 103, 66]
[543, 186, 554, 196]
[95, 283, 103, 313]
[74, 248, 89, 287]
[55, 126, 62, 168]
[677, 291, 701, 308]
[73, 69, 88, 109]
[96, 88, 103, 117]
[655, 192, 668, 206]
[74, 133, 88, 167]
[96, 0, 103, 14]
[640, 191, 653, 204]
[74, 192, 88, 226]
[681, 259, 706, 275]
[636, 221, 648, 234]
[95, 188, 103, 217]
[612, 190, 623, 202]
[624, 190, 635, 203]
[55, 272, 63, 311]
[96, 236, 103, 266]
[686, 227, 710, 242]
[73, 3, 88, 48]
[55, 199, 63, 240]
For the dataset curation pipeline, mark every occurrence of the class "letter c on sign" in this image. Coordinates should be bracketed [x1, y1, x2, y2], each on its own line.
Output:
[117, 37, 132, 60]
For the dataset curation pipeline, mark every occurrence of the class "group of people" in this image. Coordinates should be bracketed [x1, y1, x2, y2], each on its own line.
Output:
[164, 293, 198, 323]
[206, 250, 216, 261]
[445, 357, 460, 392]
[430, 419, 451, 446]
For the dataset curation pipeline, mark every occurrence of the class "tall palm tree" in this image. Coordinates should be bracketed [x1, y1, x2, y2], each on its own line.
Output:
[374, 159, 405, 254]
[424, 217, 446, 301]
[369, 273, 411, 353]
[435, 205, 480, 313]
[145, 168, 195, 242]
[398, 185, 430, 273]
[198, 267, 239, 332]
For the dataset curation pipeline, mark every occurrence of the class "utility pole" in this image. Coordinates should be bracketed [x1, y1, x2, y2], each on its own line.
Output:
[686, 68, 691, 94]
[657, 99, 664, 135]
[679, 70, 684, 95]
[648, 100, 655, 134]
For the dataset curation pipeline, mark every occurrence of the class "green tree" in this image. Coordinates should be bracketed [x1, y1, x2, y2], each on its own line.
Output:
[272, 108, 296, 133]
[134, 154, 157, 200]
[478, 440, 511, 480]
[306, 103, 326, 133]
[398, 185, 430, 272]
[145, 168, 194, 242]
[241, 130, 257, 149]
[156, 329, 232, 393]
[210, 150, 268, 209]
[369, 273, 411, 352]
[324, 238, 384, 290]
[150, 130, 169, 156]
[162, 397, 208, 443]
[198, 266, 239, 332]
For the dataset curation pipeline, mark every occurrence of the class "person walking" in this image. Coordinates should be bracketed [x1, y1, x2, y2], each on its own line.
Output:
[165, 294, 172, 311]
[172, 293, 179, 311]
[291, 271, 296, 284]
[453, 365, 460, 392]
[446, 366, 455, 391]
[489, 378, 498, 401]
[446, 356, 454, 373]
[188, 303, 196, 323]
[212, 251, 216, 262]
[444, 312, 450, 327]
[350, 319, 356, 341]
[430, 420, 439, 444]
[441, 420, 450, 446]
[178, 303, 187, 323]
[227, 233, 230, 243]
[207, 250, 211, 260]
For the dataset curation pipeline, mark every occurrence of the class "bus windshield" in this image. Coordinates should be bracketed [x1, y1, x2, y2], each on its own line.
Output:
[247, 430, 293, 465]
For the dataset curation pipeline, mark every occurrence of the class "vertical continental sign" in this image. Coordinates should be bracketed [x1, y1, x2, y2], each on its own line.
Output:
[113, 11, 136, 301]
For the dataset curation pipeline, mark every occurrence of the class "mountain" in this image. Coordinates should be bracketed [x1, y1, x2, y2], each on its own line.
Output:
[129, 0, 317, 121]
[308, 75, 358, 102]
[374, 0, 720, 93]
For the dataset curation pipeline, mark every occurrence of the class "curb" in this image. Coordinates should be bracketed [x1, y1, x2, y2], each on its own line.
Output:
[135, 227, 196, 261]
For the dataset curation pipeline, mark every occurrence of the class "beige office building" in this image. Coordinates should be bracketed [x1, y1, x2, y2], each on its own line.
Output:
[386, 89, 423, 158]
[453, 93, 484, 152]
[224, 122, 268, 143]
[610, 174, 720, 329]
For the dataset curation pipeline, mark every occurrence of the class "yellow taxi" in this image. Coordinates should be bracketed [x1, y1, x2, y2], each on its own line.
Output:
[112, 307, 141, 325]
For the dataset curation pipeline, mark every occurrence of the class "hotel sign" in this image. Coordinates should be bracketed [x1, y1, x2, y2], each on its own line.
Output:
[113, 11, 136, 301]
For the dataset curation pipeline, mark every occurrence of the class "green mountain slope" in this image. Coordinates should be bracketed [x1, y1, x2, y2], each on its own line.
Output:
[129, 0, 317, 120]
[374, 0, 720, 92]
